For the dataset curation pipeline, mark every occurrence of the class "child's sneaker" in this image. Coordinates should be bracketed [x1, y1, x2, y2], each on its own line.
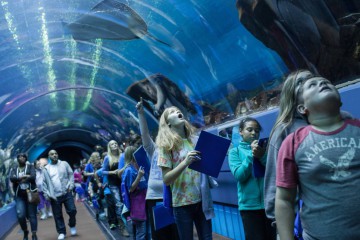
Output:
[70, 227, 77, 236]
[57, 233, 65, 240]
[99, 212, 106, 220]
[40, 209, 47, 220]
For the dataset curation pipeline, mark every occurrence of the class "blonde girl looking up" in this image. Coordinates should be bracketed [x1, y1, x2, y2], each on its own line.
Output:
[102, 140, 130, 236]
[156, 106, 214, 240]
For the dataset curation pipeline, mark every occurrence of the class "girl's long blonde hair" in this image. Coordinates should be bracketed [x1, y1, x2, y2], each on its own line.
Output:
[121, 146, 137, 171]
[107, 140, 121, 166]
[88, 151, 100, 164]
[155, 107, 196, 152]
[269, 69, 313, 140]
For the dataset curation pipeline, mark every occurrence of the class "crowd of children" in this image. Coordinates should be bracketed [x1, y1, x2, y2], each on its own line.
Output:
[67, 98, 217, 240]
[39, 71, 360, 240]
[4, 69, 359, 240]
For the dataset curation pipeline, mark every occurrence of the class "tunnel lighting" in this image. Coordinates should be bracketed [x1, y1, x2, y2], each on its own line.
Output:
[65, 39, 78, 111]
[82, 38, 102, 111]
[1, 1, 34, 90]
[39, 6, 57, 107]
[1, 1, 19, 45]
[63, 118, 69, 127]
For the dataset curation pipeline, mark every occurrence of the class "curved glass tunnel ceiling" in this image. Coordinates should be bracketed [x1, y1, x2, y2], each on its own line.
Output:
[0, 0, 359, 155]
[0, 87, 159, 154]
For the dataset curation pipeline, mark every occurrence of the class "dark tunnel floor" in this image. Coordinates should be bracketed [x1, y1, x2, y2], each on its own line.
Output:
[5, 201, 107, 240]
[5, 200, 231, 240]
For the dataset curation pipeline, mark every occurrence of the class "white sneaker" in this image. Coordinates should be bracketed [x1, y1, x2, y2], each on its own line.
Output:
[57, 233, 65, 240]
[47, 211, 53, 217]
[40, 213, 47, 220]
[70, 227, 77, 236]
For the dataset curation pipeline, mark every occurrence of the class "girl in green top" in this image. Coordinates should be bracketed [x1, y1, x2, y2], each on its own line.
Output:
[228, 117, 275, 240]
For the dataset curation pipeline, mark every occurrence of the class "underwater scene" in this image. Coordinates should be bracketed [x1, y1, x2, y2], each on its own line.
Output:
[0, 0, 360, 207]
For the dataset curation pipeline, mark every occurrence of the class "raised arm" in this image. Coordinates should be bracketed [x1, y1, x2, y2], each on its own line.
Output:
[136, 98, 156, 156]
[153, 77, 166, 113]
[129, 166, 145, 192]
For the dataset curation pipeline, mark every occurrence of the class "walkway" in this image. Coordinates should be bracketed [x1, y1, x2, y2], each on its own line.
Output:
[5, 201, 107, 240]
[5, 201, 231, 240]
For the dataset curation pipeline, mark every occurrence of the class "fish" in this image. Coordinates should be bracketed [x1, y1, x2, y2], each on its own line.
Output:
[63, 0, 170, 46]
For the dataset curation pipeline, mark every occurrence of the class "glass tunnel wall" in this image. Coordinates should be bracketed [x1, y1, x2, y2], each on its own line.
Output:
[0, 0, 359, 208]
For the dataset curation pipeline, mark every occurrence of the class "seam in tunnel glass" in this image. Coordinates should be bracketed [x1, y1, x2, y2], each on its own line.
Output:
[0, 86, 158, 125]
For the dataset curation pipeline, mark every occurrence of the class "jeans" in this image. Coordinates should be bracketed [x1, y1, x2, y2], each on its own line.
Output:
[240, 209, 276, 240]
[109, 185, 124, 219]
[105, 193, 118, 225]
[130, 220, 146, 240]
[51, 191, 77, 234]
[0, 190, 9, 203]
[173, 202, 212, 240]
[15, 193, 38, 232]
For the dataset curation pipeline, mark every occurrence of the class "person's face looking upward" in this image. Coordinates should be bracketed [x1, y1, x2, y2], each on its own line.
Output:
[109, 141, 119, 151]
[48, 150, 58, 163]
[300, 77, 340, 112]
[240, 121, 260, 143]
[166, 108, 184, 128]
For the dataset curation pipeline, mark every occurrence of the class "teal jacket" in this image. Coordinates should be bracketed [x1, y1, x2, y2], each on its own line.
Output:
[228, 141, 266, 211]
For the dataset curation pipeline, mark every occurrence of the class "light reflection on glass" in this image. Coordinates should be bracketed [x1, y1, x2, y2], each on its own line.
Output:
[1, 1, 33, 90]
[39, 6, 57, 106]
[65, 39, 78, 111]
[82, 38, 102, 111]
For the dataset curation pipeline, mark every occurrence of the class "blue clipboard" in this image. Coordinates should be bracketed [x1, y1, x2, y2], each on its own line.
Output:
[133, 146, 150, 176]
[189, 130, 231, 178]
[152, 203, 175, 230]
